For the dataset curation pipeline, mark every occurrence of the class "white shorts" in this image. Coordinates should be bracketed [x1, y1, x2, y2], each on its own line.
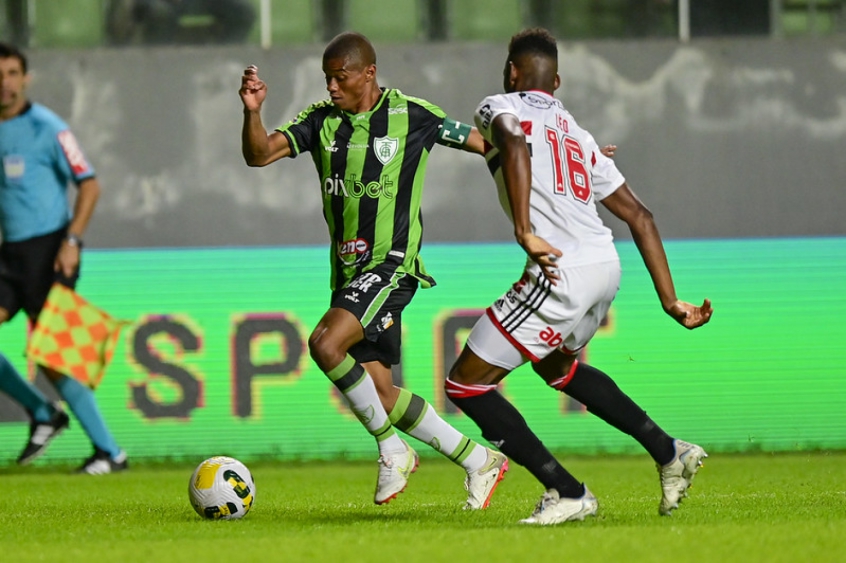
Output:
[466, 260, 621, 371]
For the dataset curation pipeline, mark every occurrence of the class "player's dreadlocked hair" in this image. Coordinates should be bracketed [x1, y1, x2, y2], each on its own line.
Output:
[507, 28, 558, 63]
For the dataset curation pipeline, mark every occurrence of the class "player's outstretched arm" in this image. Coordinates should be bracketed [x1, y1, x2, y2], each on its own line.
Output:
[491, 113, 562, 282]
[600, 182, 712, 329]
[436, 117, 486, 155]
[239, 65, 291, 166]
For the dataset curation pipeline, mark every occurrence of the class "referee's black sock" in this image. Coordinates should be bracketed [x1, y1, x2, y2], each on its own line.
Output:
[448, 386, 584, 499]
[558, 363, 675, 466]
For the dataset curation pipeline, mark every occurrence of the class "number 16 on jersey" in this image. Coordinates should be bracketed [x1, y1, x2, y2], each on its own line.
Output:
[545, 127, 592, 204]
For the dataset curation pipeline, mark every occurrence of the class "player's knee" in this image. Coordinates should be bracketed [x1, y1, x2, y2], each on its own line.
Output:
[307, 332, 342, 371]
[531, 359, 559, 386]
[446, 361, 464, 384]
[533, 352, 578, 388]
[530, 361, 546, 378]
[446, 349, 486, 384]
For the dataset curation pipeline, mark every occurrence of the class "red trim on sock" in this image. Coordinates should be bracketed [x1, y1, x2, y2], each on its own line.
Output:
[445, 378, 498, 398]
[547, 359, 580, 390]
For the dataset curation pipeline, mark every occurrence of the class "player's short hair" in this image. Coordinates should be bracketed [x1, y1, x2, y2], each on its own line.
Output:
[323, 32, 376, 69]
[507, 28, 557, 64]
[0, 42, 27, 73]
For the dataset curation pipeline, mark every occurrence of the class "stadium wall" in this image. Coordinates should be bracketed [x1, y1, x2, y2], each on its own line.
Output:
[21, 37, 846, 247]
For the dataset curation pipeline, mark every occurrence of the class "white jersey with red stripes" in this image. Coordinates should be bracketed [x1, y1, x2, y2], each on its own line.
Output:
[474, 90, 624, 267]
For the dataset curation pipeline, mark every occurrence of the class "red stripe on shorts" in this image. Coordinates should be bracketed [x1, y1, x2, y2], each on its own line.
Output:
[486, 308, 541, 363]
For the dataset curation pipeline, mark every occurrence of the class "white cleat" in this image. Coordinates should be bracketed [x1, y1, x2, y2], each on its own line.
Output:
[374, 440, 419, 505]
[464, 448, 509, 510]
[658, 439, 708, 516]
[520, 486, 598, 525]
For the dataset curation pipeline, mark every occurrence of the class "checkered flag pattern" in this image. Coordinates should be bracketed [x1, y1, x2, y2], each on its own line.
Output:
[26, 284, 127, 390]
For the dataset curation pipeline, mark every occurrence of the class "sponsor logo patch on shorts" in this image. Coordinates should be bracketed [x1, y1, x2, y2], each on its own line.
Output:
[537, 326, 563, 347]
[380, 312, 394, 330]
[349, 272, 381, 293]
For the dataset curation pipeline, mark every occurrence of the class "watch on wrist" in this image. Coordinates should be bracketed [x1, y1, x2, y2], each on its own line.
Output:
[65, 233, 83, 247]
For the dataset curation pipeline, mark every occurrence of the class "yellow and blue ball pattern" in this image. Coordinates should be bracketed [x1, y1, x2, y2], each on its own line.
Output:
[188, 456, 255, 520]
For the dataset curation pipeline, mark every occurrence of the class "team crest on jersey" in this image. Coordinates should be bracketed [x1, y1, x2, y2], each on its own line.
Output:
[374, 136, 398, 165]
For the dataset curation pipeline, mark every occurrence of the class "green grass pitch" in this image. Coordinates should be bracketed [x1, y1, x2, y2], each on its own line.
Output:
[1, 452, 844, 562]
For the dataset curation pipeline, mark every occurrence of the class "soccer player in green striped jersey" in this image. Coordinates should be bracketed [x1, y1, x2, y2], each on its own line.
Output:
[239, 32, 507, 509]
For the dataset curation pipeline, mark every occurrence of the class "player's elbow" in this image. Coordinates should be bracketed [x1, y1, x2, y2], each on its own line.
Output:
[243, 143, 287, 167]
[627, 204, 657, 234]
[242, 152, 269, 167]
[635, 204, 654, 223]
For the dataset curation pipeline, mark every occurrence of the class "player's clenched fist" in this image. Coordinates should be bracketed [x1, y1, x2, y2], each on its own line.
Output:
[240, 65, 267, 111]
[666, 298, 713, 330]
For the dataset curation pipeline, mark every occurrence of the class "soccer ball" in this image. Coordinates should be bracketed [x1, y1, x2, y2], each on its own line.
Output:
[188, 456, 256, 520]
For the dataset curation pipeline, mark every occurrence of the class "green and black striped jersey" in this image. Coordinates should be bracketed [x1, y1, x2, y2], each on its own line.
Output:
[277, 88, 469, 291]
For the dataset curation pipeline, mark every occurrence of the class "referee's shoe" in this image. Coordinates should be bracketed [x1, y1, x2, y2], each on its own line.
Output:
[17, 404, 70, 465]
[77, 448, 129, 475]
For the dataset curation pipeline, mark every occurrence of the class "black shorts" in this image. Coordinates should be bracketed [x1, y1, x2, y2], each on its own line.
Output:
[330, 263, 418, 366]
[0, 227, 78, 321]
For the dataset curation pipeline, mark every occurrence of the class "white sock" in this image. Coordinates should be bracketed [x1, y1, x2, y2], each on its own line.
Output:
[327, 355, 405, 455]
[389, 389, 488, 470]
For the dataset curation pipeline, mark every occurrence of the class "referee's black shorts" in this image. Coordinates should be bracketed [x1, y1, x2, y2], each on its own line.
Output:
[0, 226, 79, 322]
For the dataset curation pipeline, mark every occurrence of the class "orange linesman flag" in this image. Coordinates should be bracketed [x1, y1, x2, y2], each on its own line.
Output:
[26, 284, 128, 390]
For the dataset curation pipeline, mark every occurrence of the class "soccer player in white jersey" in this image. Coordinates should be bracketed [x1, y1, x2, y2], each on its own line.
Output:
[445, 28, 714, 525]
